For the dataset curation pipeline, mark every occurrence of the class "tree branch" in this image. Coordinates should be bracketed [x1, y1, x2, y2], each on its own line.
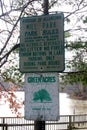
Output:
[0, 0, 38, 67]
[0, 44, 20, 68]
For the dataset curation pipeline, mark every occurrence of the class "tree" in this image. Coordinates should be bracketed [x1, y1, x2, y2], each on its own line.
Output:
[0, 0, 59, 68]
[60, 0, 87, 87]
[61, 38, 87, 97]
[0, 78, 24, 117]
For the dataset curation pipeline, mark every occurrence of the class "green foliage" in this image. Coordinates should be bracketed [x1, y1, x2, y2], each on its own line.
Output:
[65, 32, 71, 38]
[83, 17, 87, 23]
[1, 66, 24, 84]
[63, 33, 87, 85]
[62, 58, 87, 85]
[66, 41, 87, 50]
[62, 71, 87, 86]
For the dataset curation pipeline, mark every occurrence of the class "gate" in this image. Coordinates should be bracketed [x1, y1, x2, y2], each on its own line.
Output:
[0, 114, 87, 130]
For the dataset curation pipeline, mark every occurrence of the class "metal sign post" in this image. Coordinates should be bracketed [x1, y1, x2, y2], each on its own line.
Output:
[35, 1, 48, 130]
[44, 0, 49, 15]
[34, 121, 45, 130]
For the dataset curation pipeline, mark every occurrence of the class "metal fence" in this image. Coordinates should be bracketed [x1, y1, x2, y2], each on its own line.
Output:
[0, 114, 87, 130]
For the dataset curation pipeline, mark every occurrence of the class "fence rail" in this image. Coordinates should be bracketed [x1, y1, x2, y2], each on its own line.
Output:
[0, 114, 87, 130]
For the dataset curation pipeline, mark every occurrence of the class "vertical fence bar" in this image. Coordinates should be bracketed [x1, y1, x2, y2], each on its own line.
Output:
[5, 124, 8, 130]
[2, 118, 5, 130]
[67, 115, 73, 130]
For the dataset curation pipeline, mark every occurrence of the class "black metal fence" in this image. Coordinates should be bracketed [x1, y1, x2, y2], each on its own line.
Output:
[0, 114, 87, 130]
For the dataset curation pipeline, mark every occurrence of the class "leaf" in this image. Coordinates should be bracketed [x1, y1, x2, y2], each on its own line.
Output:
[83, 17, 87, 23]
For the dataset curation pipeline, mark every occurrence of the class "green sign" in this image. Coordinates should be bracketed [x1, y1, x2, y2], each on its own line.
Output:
[20, 13, 64, 73]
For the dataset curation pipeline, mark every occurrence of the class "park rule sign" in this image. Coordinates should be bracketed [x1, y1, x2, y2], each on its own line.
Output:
[20, 13, 64, 72]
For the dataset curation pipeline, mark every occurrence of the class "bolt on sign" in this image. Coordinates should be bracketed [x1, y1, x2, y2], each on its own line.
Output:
[20, 13, 64, 73]
[24, 73, 59, 121]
